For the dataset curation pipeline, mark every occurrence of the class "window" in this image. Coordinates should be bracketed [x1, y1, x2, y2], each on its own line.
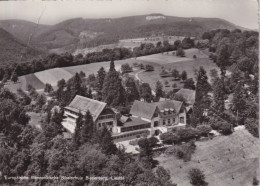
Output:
[172, 118, 175, 123]
[163, 120, 166, 125]
[168, 119, 171, 124]
[180, 117, 185, 124]
[98, 123, 101, 128]
[154, 121, 159, 127]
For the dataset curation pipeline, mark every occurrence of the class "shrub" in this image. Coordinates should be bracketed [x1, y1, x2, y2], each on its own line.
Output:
[165, 141, 196, 161]
[211, 120, 233, 135]
[145, 64, 154, 71]
[148, 137, 159, 147]
[160, 70, 171, 77]
[44, 83, 53, 93]
[193, 55, 197, 59]
[188, 168, 208, 186]
[245, 118, 259, 138]
[138, 137, 159, 149]
[164, 80, 169, 86]
[129, 139, 139, 146]
[160, 132, 180, 144]
[176, 48, 185, 57]
[196, 125, 212, 137]
[176, 128, 200, 142]
[121, 63, 133, 74]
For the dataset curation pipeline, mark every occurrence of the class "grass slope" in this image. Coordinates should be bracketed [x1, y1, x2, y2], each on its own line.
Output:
[4, 74, 45, 92]
[155, 129, 259, 186]
[34, 68, 74, 86]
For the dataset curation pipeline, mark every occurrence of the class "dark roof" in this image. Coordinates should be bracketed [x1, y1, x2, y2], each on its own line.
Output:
[122, 116, 150, 127]
[65, 95, 107, 121]
[175, 88, 195, 105]
[151, 100, 183, 114]
[130, 100, 184, 119]
[130, 100, 157, 120]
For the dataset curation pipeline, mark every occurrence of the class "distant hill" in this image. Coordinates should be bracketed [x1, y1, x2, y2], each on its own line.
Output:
[0, 28, 43, 66]
[0, 19, 49, 45]
[0, 14, 248, 54]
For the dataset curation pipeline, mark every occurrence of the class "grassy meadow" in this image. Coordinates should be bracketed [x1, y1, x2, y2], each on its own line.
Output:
[5, 48, 218, 93]
[155, 129, 259, 186]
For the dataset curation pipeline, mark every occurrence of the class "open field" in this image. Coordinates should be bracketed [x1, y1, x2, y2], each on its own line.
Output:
[4, 73, 45, 92]
[137, 58, 219, 92]
[155, 129, 259, 186]
[34, 68, 74, 86]
[62, 60, 128, 76]
[137, 48, 208, 65]
[4, 48, 216, 93]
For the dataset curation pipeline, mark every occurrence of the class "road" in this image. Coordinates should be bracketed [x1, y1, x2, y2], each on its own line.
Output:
[133, 69, 156, 96]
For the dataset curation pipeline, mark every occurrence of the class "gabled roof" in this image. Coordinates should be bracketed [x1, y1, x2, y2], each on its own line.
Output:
[130, 100, 157, 120]
[65, 95, 107, 121]
[175, 88, 195, 105]
[122, 116, 150, 127]
[119, 115, 132, 123]
[151, 100, 183, 114]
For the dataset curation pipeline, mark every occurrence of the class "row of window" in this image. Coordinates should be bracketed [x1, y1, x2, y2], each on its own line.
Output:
[65, 109, 79, 116]
[113, 130, 149, 140]
[162, 118, 176, 125]
[67, 115, 76, 120]
[98, 114, 114, 120]
[121, 123, 151, 133]
[98, 121, 113, 128]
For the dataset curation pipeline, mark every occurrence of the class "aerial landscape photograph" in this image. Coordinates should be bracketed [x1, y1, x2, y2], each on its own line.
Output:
[0, 0, 259, 185]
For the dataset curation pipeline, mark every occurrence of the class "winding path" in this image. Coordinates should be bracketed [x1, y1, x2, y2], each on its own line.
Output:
[134, 70, 156, 96]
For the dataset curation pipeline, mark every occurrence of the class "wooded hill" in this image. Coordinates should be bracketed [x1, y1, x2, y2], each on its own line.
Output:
[0, 14, 245, 54]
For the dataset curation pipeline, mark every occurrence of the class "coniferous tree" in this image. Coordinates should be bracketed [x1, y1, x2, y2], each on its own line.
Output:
[80, 111, 95, 144]
[96, 67, 106, 100]
[184, 78, 196, 90]
[73, 113, 83, 147]
[71, 73, 83, 97]
[125, 77, 140, 103]
[191, 67, 211, 127]
[155, 81, 164, 98]
[140, 83, 153, 103]
[11, 72, 18, 83]
[44, 83, 53, 93]
[213, 77, 225, 113]
[102, 60, 126, 106]
[181, 71, 187, 81]
[232, 82, 246, 122]
[98, 127, 117, 155]
[209, 69, 219, 85]
[216, 44, 230, 77]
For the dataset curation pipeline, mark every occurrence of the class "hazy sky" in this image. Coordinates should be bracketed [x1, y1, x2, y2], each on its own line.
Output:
[0, 0, 258, 29]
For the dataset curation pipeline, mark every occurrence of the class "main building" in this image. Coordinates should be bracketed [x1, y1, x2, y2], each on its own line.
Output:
[62, 95, 187, 141]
